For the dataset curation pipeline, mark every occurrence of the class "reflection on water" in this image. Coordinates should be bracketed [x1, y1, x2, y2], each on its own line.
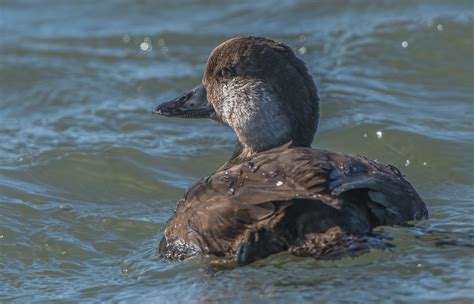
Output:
[0, 0, 473, 302]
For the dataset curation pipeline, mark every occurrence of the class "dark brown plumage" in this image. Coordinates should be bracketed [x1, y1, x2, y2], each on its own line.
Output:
[158, 143, 427, 264]
[154, 36, 428, 265]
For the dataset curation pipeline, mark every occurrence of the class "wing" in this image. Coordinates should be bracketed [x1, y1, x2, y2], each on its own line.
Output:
[195, 144, 427, 223]
[160, 181, 289, 262]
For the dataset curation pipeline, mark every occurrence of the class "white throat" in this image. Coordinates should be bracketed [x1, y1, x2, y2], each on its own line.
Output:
[220, 79, 291, 154]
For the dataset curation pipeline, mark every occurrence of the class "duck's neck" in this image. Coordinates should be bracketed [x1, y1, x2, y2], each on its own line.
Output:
[222, 138, 295, 169]
[218, 140, 258, 169]
[217, 79, 297, 165]
[223, 140, 246, 168]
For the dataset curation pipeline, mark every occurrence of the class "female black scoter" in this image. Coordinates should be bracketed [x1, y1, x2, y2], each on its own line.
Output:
[154, 36, 428, 265]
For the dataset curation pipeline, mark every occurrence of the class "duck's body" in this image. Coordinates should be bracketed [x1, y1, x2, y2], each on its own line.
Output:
[154, 36, 428, 265]
[159, 144, 427, 264]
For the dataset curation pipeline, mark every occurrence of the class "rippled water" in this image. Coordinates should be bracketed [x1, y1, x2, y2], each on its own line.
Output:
[1, 0, 473, 302]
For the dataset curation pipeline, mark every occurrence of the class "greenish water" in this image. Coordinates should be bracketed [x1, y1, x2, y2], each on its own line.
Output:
[1, 0, 473, 302]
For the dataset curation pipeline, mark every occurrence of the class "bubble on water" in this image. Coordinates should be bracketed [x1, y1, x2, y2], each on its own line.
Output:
[140, 42, 151, 51]
[417, 263, 423, 268]
[276, 181, 284, 186]
[143, 37, 152, 44]
[17, 156, 23, 162]
[0, 235, 4, 239]
[422, 162, 427, 166]
[437, 24, 444, 31]
[405, 160, 410, 167]
[363, 133, 368, 138]
[401, 41, 408, 48]
[297, 47, 307, 55]
[376, 131, 383, 139]
[61, 251, 66, 255]
[298, 35, 306, 42]
[59, 203, 73, 211]
[122, 34, 131, 43]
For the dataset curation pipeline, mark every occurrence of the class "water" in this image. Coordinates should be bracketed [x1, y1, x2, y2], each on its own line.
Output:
[1, 0, 473, 302]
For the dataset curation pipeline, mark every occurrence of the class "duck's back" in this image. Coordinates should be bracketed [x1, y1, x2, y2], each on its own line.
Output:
[159, 144, 428, 264]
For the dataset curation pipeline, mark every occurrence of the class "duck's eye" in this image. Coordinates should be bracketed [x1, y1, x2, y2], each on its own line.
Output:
[219, 67, 232, 79]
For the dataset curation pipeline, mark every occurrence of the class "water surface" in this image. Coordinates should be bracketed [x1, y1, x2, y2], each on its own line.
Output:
[0, 0, 473, 302]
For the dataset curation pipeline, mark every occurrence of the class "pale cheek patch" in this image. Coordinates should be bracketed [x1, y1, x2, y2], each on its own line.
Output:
[221, 79, 291, 152]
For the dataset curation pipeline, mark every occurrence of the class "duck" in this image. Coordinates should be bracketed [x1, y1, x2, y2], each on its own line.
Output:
[153, 36, 428, 265]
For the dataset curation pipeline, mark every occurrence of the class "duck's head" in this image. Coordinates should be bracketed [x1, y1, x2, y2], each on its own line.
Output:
[155, 36, 319, 163]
